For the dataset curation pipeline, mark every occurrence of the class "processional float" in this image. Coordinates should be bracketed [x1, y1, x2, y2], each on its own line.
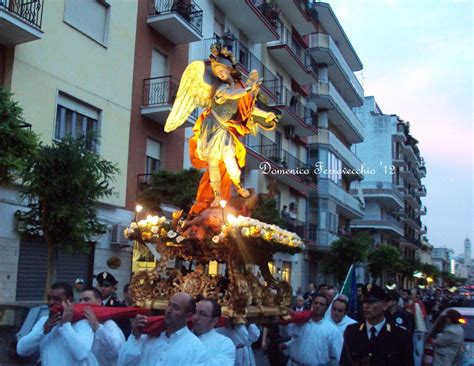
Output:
[124, 43, 303, 323]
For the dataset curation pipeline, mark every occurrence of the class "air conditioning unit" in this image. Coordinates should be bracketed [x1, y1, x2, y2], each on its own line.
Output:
[284, 125, 295, 139]
[110, 224, 130, 247]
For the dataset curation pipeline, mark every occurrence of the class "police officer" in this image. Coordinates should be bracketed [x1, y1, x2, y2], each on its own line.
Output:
[340, 284, 414, 366]
[385, 290, 415, 335]
[96, 271, 122, 307]
[96, 271, 132, 338]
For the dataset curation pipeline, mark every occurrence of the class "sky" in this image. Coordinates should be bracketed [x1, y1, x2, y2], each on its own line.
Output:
[326, 0, 473, 255]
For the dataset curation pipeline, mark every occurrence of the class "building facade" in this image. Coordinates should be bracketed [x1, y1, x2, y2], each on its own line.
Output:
[0, 0, 138, 301]
[352, 96, 427, 286]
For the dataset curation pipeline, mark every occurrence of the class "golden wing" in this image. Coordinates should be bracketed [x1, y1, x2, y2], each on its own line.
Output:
[164, 61, 211, 133]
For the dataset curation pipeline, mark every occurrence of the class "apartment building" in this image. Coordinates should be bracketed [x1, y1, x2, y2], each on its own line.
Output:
[306, 2, 365, 284]
[352, 96, 428, 286]
[0, 0, 138, 301]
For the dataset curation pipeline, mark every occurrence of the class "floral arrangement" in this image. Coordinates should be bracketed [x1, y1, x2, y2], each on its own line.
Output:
[124, 213, 303, 253]
[221, 214, 303, 251]
[123, 214, 186, 245]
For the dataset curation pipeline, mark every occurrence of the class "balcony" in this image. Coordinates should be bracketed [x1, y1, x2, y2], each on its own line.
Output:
[403, 143, 419, 164]
[282, 219, 315, 242]
[308, 33, 364, 107]
[394, 123, 407, 142]
[418, 162, 426, 178]
[191, 36, 280, 102]
[351, 217, 404, 236]
[244, 133, 315, 189]
[312, 2, 363, 72]
[404, 191, 420, 209]
[402, 216, 421, 230]
[316, 129, 364, 178]
[213, 0, 279, 43]
[417, 205, 427, 215]
[417, 185, 427, 197]
[270, 85, 316, 137]
[273, 0, 316, 35]
[319, 178, 364, 219]
[420, 225, 427, 235]
[310, 81, 364, 143]
[147, 0, 203, 44]
[267, 25, 317, 86]
[0, 0, 43, 46]
[141, 76, 197, 126]
[358, 181, 404, 209]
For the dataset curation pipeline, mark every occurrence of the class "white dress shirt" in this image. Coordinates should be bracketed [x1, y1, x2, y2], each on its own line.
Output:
[17, 316, 98, 366]
[365, 318, 386, 339]
[198, 329, 236, 366]
[286, 318, 343, 366]
[216, 324, 260, 366]
[117, 326, 208, 366]
[91, 319, 125, 366]
[330, 315, 357, 335]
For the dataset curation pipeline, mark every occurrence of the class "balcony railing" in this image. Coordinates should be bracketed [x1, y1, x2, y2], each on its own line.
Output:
[268, 24, 315, 73]
[253, 0, 280, 30]
[0, 0, 44, 28]
[142, 76, 178, 107]
[271, 84, 314, 127]
[148, 0, 203, 35]
[308, 33, 364, 101]
[311, 81, 364, 140]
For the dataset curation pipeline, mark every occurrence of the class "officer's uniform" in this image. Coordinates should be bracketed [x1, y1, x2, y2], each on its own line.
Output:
[385, 308, 415, 335]
[96, 272, 123, 306]
[340, 284, 414, 366]
[96, 271, 130, 337]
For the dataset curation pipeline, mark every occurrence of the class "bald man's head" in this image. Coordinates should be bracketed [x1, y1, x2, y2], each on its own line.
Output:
[165, 292, 195, 334]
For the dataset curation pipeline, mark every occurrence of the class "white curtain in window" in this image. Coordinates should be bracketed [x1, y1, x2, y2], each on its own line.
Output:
[64, 0, 109, 44]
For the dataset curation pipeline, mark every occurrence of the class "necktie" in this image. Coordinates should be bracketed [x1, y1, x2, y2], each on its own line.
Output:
[370, 327, 377, 340]
[368, 326, 377, 355]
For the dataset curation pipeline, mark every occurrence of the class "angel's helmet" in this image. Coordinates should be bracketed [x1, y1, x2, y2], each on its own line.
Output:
[209, 42, 241, 80]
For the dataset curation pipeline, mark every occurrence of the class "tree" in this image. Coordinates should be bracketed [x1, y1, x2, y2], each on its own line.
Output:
[420, 263, 440, 281]
[251, 197, 283, 227]
[15, 137, 119, 297]
[138, 168, 202, 214]
[323, 232, 372, 284]
[0, 87, 38, 185]
[394, 257, 422, 286]
[368, 245, 401, 283]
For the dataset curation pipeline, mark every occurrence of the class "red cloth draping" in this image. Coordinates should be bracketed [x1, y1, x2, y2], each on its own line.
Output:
[50, 303, 149, 322]
[51, 304, 228, 337]
[279, 310, 313, 325]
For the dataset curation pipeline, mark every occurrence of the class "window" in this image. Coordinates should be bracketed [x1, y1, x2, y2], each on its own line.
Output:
[55, 94, 100, 151]
[64, 0, 110, 46]
[281, 261, 292, 283]
[146, 138, 161, 174]
[327, 151, 341, 184]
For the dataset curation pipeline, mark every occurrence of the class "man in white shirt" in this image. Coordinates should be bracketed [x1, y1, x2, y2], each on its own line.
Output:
[192, 298, 235, 366]
[329, 296, 357, 335]
[78, 287, 125, 366]
[281, 295, 343, 365]
[17, 282, 98, 366]
[118, 291, 208, 366]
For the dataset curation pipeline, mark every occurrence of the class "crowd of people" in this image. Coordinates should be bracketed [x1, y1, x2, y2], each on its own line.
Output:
[16, 272, 468, 366]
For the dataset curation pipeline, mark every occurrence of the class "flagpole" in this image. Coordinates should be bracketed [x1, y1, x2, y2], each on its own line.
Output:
[340, 263, 354, 292]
